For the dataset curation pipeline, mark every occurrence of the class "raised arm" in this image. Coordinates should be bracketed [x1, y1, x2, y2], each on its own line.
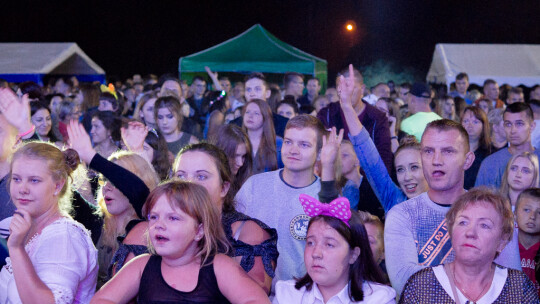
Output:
[318, 127, 343, 203]
[68, 120, 150, 218]
[349, 128, 407, 212]
[338, 65, 406, 211]
[205, 66, 223, 91]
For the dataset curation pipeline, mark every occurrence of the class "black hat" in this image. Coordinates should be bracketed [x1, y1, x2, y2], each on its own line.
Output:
[410, 82, 431, 98]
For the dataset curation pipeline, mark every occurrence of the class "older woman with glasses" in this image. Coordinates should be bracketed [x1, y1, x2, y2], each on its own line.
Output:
[400, 188, 539, 303]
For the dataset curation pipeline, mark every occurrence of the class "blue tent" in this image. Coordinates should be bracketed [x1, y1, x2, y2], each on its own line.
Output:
[0, 43, 105, 84]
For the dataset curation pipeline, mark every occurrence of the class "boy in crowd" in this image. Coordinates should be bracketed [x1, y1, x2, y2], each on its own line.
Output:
[516, 188, 540, 294]
[235, 114, 326, 290]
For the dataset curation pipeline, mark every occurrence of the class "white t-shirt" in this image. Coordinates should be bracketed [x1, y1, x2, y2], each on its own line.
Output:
[0, 217, 98, 303]
[272, 280, 396, 304]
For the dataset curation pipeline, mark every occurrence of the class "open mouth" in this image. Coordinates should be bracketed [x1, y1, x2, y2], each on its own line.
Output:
[432, 170, 445, 178]
[403, 184, 417, 193]
[154, 235, 170, 243]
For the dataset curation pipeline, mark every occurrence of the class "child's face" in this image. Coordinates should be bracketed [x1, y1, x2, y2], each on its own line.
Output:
[516, 197, 540, 235]
[365, 223, 384, 264]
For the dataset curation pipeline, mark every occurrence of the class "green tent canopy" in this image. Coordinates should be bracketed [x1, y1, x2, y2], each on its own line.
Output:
[179, 24, 327, 89]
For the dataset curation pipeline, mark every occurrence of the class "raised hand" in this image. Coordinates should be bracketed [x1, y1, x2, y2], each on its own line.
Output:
[7, 209, 32, 250]
[320, 127, 345, 182]
[205, 66, 218, 80]
[121, 121, 148, 153]
[338, 64, 359, 110]
[67, 119, 96, 164]
[0, 88, 33, 135]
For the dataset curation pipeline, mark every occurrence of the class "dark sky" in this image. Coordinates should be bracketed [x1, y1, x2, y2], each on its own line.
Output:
[2, 1, 539, 84]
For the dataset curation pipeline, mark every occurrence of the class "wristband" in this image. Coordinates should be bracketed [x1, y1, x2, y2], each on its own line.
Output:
[16, 125, 35, 142]
[391, 136, 398, 140]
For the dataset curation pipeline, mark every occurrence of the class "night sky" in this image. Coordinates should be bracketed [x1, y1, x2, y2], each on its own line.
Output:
[2, 1, 539, 85]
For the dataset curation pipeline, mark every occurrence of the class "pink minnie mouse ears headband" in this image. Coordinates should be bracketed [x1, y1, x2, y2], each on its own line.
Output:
[299, 194, 352, 227]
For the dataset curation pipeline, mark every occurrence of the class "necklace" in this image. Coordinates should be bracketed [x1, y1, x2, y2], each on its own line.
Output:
[451, 263, 493, 304]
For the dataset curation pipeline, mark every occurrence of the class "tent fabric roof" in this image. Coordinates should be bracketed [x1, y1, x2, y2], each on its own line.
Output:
[0, 43, 105, 75]
[179, 24, 326, 76]
[427, 43, 540, 87]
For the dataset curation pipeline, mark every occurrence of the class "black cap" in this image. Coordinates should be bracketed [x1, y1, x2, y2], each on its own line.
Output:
[410, 82, 431, 98]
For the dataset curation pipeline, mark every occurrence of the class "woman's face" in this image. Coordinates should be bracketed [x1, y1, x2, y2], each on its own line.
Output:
[100, 175, 132, 217]
[141, 98, 157, 125]
[304, 220, 358, 292]
[243, 103, 264, 131]
[31, 109, 52, 137]
[395, 148, 428, 198]
[443, 98, 455, 116]
[148, 194, 203, 259]
[340, 143, 358, 176]
[231, 143, 247, 176]
[461, 110, 483, 142]
[10, 157, 62, 219]
[174, 151, 229, 209]
[157, 107, 179, 136]
[142, 142, 155, 163]
[90, 117, 110, 145]
[508, 156, 535, 192]
[451, 202, 507, 265]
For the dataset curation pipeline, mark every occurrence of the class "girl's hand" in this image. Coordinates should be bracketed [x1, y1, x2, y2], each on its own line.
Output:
[205, 66, 219, 80]
[121, 121, 148, 153]
[389, 116, 397, 136]
[320, 127, 344, 166]
[67, 120, 96, 164]
[7, 209, 32, 250]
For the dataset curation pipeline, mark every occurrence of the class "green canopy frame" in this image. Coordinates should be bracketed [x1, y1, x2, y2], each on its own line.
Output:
[179, 24, 327, 90]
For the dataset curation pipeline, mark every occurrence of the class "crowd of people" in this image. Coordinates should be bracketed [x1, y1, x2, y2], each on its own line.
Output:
[0, 64, 540, 303]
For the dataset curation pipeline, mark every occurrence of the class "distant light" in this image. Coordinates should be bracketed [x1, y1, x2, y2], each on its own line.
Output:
[346, 24, 354, 31]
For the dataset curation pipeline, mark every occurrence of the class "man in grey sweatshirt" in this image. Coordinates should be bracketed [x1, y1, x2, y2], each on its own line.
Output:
[236, 114, 326, 291]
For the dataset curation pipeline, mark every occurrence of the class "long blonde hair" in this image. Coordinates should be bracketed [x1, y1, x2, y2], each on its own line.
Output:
[500, 152, 540, 203]
[97, 151, 160, 250]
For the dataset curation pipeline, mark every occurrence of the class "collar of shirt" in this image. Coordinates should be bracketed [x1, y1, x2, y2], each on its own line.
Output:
[308, 283, 351, 304]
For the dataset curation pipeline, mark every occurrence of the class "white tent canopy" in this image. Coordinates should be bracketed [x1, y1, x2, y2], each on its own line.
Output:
[0, 43, 105, 84]
[427, 43, 540, 87]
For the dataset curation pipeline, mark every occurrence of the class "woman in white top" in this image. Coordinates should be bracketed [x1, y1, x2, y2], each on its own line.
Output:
[0, 142, 98, 303]
[273, 195, 396, 304]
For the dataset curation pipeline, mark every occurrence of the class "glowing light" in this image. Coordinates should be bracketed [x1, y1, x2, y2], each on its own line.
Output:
[346, 24, 353, 31]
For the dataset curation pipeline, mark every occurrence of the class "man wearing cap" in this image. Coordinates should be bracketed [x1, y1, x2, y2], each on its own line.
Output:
[400, 82, 442, 141]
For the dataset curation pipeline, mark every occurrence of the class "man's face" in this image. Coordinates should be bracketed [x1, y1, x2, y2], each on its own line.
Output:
[398, 87, 409, 101]
[373, 84, 390, 98]
[287, 76, 305, 97]
[503, 111, 535, 148]
[191, 80, 206, 97]
[507, 92, 524, 105]
[484, 83, 500, 101]
[306, 79, 320, 97]
[245, 78, 269, 102]
[282, 127, 319, 174]
[421, 128, 473, 193]
[455, 78, 469, 94]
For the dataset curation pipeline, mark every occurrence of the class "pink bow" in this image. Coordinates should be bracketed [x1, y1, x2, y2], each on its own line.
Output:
[299, 194, 352, 227]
